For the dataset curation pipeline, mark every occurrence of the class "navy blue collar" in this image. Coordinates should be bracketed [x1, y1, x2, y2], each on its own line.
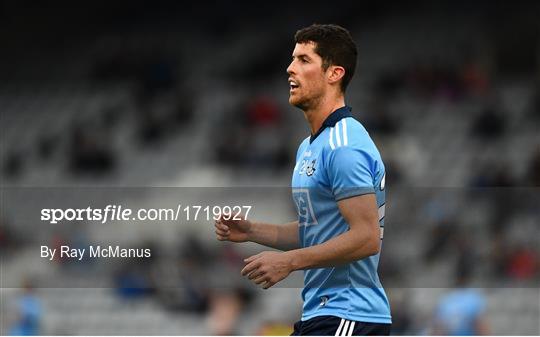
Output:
[310, 105, 352, 143]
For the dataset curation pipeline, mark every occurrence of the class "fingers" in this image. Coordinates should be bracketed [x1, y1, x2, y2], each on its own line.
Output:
[216, 234, 228, 241]
[215, 227, 229, 236]
[243, 252, 263, 264]
[214, 220, 230, 240]
[248, 272, 275, 289]
[218, 216, 238, 225]
[240, 252, 281, 289]
[262, 281, 275, 290]
[249, 270, 273, 288]
[215, 229, 229, 241]
[241, 259, 261, 276]
[214, 220, 230, 231]
[248, 269, 264, 280]
[218, 214, 248, 228]
[252, 273, 268, 284]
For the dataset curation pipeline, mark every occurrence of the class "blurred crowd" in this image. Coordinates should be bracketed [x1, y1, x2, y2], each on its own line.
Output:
[1, 0, 539, 335]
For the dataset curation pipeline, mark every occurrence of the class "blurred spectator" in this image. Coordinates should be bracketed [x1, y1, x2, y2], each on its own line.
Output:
[172, 91, 195, 128]
[114, 262, 154, 300]
[383, 159, 404, 186]
[50, 233, 69, 265]
[244, 96, 290, 170]
[205, 243, 255, 335]
[191, 239, 256, 335]
[214, 125, 249, 167]
[424, 217, 458, 263]
[470, 106, 506, 140]
[8, 282, 42, 336]
[136, 89, 194, 145]
[530, 85, 540, 120]
[469, 162, 516, 188]
[469, 162, 518, 241]
[100, 105, 123, 131]
[373, 70, 405, 98]
[454, 231, 476, 283]
[68, 125, 116, 175]
[256, 321, 294, 336]
[93, 51, 176, 99]
[3, 151, 24, 179]
[36, 134, 58, 161]
[0, 2, 539, 335]
[406, 63, 463, 101]
[489, 231, 511, 278]
[524, 147, 540, 186]
[140, 58, 176, 97]
[214, 96, 290, 171]
[0, 217, 18, 255]
[363, 99, 399, 136]
[151, 257, 209, 313]
[137, 103, 169, 144]
[386, 290, 413, 335]
[459, 61, 490, 97]
[432, 273, 489, 335]
[422, 193, 460, 262]
[152, 233, 210, 312]
[505, 245, 538, 281]
[246, 96, 281, 127]
[206, 289, 245, 335]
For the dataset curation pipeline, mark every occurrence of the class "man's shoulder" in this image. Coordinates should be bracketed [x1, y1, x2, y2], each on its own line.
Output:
[295, 136, 311, 158]
[322, 117, 374, 152]
[297, 136, 310, 150]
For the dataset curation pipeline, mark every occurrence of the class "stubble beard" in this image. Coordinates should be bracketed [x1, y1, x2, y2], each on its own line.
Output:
[294, 99, 309, 111]
[291, 93, 322, 113]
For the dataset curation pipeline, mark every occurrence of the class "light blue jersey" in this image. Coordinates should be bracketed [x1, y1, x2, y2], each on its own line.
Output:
[291, 106, 391, 323]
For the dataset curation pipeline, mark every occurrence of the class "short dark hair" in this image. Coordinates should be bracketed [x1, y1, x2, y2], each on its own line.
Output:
[294, 24, 358, 92]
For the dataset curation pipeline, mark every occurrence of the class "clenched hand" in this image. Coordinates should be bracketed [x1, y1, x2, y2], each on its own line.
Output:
[241, 251, 294, 289]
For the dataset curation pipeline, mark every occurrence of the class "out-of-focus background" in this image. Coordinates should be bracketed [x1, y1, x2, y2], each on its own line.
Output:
[1, 0, 539, 335]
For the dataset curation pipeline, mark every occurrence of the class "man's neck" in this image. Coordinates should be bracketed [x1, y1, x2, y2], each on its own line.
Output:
[304, 95, 346, 135]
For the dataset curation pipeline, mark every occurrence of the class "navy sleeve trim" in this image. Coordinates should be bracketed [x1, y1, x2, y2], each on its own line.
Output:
[335, 187, 375, 201]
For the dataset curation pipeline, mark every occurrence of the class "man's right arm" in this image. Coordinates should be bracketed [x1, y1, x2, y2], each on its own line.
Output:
[215, 218, 299, 251]
[248, 220, 300, 251]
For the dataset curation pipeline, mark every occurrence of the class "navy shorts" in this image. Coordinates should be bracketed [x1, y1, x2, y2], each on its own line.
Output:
[291, 316, 391, 336]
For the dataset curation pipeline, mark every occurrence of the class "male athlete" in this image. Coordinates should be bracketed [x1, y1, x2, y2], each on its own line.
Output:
[215, 24, 391, 335]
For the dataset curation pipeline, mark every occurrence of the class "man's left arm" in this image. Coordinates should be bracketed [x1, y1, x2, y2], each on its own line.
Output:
[289, 193, 380, 267]
[241, 193, 380, 288]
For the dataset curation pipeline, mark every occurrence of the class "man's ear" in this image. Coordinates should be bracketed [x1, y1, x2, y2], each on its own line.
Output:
[327, 65, 345, 85]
